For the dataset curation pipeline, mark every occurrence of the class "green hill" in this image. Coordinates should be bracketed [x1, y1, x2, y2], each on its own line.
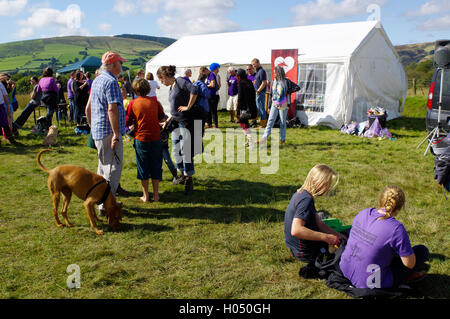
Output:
[394, 42, 435, 67]
[0, 35, 174, 73]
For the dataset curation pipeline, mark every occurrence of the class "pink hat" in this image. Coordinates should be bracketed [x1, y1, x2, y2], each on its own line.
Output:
[102, 51, 126, 65]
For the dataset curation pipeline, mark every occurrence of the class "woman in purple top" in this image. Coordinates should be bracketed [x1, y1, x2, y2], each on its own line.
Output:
[339, 186, 429, 289]
[36, 67, 59, 129]
[226, 67, 238, 123]
[206, 63, 220, 129]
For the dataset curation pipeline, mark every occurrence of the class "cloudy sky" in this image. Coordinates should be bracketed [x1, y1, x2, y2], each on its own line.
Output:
[0, 0, 449, 45]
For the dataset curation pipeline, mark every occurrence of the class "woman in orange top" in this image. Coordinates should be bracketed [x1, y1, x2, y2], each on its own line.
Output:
[126, 78, 166, 202]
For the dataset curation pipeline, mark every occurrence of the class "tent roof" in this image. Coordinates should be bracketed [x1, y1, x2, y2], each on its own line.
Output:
[147, 20, 384, 67]
[57, 56, 102, 73]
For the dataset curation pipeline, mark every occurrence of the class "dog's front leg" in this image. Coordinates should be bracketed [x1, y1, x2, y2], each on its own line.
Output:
[61, 188, 73, 227]
[84, 201, 103, 235]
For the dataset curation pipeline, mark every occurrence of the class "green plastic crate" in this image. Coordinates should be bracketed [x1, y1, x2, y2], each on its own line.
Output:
[322, 218, 352, 232]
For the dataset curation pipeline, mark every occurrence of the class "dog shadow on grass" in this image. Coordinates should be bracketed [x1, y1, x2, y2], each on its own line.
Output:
[118, 221, 173, 233]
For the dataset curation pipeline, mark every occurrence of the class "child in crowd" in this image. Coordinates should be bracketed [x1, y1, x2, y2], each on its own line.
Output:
[125, 78, 165, 202]
[339, 186, 429, 289]
[160, 114, 179, 183]
[122, 87, 130, 110]
[284, 164, 346, 276]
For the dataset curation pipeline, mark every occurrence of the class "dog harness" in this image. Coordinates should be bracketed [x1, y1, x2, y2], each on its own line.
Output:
[85, 179, 111, 205]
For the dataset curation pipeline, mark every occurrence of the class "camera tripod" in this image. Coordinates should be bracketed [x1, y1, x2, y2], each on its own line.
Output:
[417, 66, 447, 156]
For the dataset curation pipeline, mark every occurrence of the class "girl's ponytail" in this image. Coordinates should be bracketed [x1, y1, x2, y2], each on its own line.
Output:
[377, 186, 405, 221]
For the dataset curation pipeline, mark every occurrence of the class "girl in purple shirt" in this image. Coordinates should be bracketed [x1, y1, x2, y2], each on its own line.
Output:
[339, 186, 429, 289]
[36, 67, 59, 129]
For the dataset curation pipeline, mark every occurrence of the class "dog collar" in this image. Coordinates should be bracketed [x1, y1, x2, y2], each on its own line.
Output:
[85, 179, 111, 205]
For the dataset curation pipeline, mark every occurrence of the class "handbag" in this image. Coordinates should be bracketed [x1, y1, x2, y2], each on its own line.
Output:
[286, 79, 300, 95]
[239, 109, 252, 121]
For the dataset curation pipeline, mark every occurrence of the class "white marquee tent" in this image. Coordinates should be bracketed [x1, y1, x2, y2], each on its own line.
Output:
[146, 21, 408, 129]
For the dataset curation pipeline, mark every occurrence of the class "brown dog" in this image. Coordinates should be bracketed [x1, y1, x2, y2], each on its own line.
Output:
[37, 149, 122, 235]
[43, 125, 58, 146]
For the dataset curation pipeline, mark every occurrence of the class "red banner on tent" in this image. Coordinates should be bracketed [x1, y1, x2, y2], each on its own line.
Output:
[271, 49, 298, 118]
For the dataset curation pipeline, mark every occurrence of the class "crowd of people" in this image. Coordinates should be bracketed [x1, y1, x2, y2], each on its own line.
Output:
[1, 50, 431, 293]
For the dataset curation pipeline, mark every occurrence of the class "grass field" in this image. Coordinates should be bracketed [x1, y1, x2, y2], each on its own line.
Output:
[0, 95, 448, 299]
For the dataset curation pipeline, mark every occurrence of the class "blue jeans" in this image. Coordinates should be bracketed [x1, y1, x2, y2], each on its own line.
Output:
[256, 91, 267, 120]
[68, 98, 76, 122]
[162, 140, 177, 177]
[45, 106, 56, 129]
[263, 106, 288, 141]
[172, 122, 195, 176]
[14, 101, 37, 128]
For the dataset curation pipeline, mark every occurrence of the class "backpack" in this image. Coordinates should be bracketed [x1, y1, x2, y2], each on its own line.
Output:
[174, 78, 204, 120]
[193, 80, 210, 114]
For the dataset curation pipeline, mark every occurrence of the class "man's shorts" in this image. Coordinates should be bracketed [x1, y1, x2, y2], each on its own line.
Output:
[226, 95, 238, 111]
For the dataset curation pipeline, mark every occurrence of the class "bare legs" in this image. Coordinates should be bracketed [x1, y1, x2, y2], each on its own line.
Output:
[140, 179, 160, 202]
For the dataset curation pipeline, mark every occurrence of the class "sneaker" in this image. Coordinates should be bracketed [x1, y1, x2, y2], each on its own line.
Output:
[116, 185, 130, 196]
[172, 175, 186, 185]
[184, 176, 193, 195]
[407, 271, 427, 283]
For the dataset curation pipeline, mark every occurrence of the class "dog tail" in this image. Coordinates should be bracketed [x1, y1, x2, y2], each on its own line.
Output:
[37, 149, 51, 174]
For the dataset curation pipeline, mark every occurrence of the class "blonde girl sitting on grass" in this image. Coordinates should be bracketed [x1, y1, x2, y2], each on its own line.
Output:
[284, 164, 347, 277]
[339, 186, 429, 288]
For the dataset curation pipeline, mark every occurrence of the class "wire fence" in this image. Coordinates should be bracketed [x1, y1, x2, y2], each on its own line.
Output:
[408, 79, 432, 96]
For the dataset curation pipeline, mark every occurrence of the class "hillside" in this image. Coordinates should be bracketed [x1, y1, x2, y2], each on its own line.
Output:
[0, 35, 174, 73]
[394, 42, 435, 66]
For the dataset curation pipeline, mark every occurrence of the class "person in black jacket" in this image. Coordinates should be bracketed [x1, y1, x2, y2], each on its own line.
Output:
[157, 65, 199, 195]
[236, 68, 257, 149]
[73, 71, 90, 124]
[433, 142, 450, 192]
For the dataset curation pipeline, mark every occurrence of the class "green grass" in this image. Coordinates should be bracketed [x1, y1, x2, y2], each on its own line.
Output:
[0, 95, 448, 299]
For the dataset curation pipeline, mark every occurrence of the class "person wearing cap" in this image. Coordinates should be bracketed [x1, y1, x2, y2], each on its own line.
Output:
[86, 51, 127, 215]
[206, 62, 220, 129]
[226, 67, 238, 123]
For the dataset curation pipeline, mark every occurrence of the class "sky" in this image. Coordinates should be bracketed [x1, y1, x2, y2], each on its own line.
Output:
[0, 0, 449, 45]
